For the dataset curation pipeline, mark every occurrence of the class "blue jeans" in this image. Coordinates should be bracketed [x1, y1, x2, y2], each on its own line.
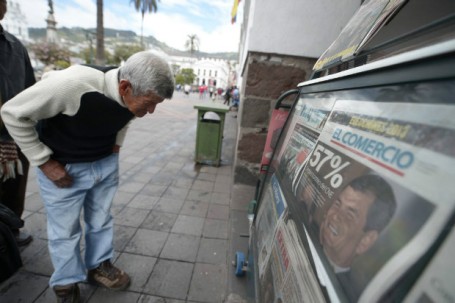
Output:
[37, 154, 119, 287]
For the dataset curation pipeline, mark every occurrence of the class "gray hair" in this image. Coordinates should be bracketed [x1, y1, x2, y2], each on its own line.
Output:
[119, 51, 174, 99]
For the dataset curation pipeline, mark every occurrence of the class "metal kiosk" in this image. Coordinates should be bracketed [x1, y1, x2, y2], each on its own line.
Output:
[193, 103, 230, 166]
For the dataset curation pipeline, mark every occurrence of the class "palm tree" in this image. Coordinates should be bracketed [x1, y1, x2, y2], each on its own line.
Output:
[96, 0, 105, 64]
[185, 34, 200, 57]
[130, 0, 158, 46]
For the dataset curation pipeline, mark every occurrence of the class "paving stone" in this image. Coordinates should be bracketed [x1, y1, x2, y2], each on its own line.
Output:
[115, 207, 150, 227]
[22, 242, 54, 276]
[217, 165, 233, 176]
[130, 172, 155, 183]
[188, 263, 227, 303]
[140, 184, 169, 197]
[112, 191, 136, 209]
[0, 271, 49, 302]
[149, 174, 175, 186]
[196, 172, 216, 181]
[89, 288, 141, 303]
[160, 233, 200, 262]
[203, 218, 229, 239]
[180, 200, 209, 217]
[199, 166, 219, 174]
[117, 180, 146, 193]
[116, 252, 157, 292]
[113, 224, 137, 251]
[192, 180, 215, 191]
[24, 192, 45, 212]
[124, 229, 168, 257]
[137, 294, 186, 303]
[186, 189, 212, 203]
[153, 198, 185, 214]
[128, 194, 159, 210]
[196, 238, 228, 264]
[172, 177, 194, 189]
[213, 181, 231, 194]
[20, 237, 48, 264]
[144, 259, 193, 300]
[35, 282, 97, 303]
[163, 161, 185, 173]
[23, 212, 48, 240]
[141, 211, 178, 232]
[161, 187, 189, 200]
[171, 215, 204, 236]
[207, 204, 230, 220]
[211, 192, 231, 205]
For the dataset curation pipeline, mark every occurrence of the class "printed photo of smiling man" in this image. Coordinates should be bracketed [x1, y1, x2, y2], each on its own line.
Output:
[318, 174, 396, 301]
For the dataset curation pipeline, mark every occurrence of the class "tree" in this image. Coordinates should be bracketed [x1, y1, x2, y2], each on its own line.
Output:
[112, 44, 145, 64]
[30, 42, 71, 67]
[175, 68, 196, 86]
[184, 34, 200, 57]
[130, 0, 158, 46]
[81, 47, 114, 65]
[96, 0, 105, 64]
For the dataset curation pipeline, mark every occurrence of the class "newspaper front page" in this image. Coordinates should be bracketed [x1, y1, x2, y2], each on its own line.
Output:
[293, 100, 455, 302]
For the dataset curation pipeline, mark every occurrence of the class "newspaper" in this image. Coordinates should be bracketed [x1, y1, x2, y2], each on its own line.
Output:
[313, 0, 407, 70]
[256, 174, 287, 278]
[292, 100, 455, 302]
[259, 216, 326, 303]
[403, 226, 455, 303]
[274, 97, 335, 192]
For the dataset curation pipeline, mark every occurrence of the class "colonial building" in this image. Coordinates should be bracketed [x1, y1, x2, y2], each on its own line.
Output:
[168, 56, 237, 90]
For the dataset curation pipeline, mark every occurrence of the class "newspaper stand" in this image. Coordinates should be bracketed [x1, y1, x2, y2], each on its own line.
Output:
[239, 1, 455, 302]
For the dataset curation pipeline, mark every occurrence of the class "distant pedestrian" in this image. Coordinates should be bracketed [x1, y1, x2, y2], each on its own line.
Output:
[199, 85, 204, 99]
[184, 84, 191, 97]
[232, 86, 240, 108]
[1, 51, 175, 302]
[223, 87, 231, 105]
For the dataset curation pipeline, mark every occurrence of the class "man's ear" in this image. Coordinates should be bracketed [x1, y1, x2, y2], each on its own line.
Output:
[355, 230, 378, 256]
[118, 80, 130, 96]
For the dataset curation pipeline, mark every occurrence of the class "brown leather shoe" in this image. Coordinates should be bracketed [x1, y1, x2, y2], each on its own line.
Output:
[53, 283, 80, 303]
[87, 260, 130, 290]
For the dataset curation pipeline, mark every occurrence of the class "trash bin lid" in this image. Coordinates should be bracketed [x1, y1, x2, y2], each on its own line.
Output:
[194, 103, 230, 113]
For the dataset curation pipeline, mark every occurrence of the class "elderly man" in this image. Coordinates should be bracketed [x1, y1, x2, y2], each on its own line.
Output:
[1, 51, 174, 302]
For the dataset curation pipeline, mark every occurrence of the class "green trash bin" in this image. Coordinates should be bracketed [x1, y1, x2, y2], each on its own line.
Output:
[194, 103, 230, 166]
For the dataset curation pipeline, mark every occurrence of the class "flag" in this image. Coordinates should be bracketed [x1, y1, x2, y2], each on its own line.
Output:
[231, 0, 241, 24]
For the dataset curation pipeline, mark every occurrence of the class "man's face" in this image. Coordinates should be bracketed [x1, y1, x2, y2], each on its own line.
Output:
[0, 0, 7, 21]
[319, 185, 376, 268]
[119, 80, 164, 117]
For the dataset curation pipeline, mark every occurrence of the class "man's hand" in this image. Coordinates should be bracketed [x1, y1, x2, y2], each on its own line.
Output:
[39, 159, 73, 188]
[113, 145, 120, 153]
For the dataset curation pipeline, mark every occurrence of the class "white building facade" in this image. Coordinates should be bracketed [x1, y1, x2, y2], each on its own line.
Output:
[168, 56, 235, 90]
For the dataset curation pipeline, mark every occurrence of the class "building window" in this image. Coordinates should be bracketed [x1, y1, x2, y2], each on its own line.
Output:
[215, 71, 217, 77]
[209, 70, 212, 77]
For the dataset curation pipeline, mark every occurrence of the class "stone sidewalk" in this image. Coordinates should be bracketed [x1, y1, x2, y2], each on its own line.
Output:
[0, 92, 255, 303]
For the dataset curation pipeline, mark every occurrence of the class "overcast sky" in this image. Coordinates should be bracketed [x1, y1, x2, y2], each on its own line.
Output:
[11, 0, 243, 53]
